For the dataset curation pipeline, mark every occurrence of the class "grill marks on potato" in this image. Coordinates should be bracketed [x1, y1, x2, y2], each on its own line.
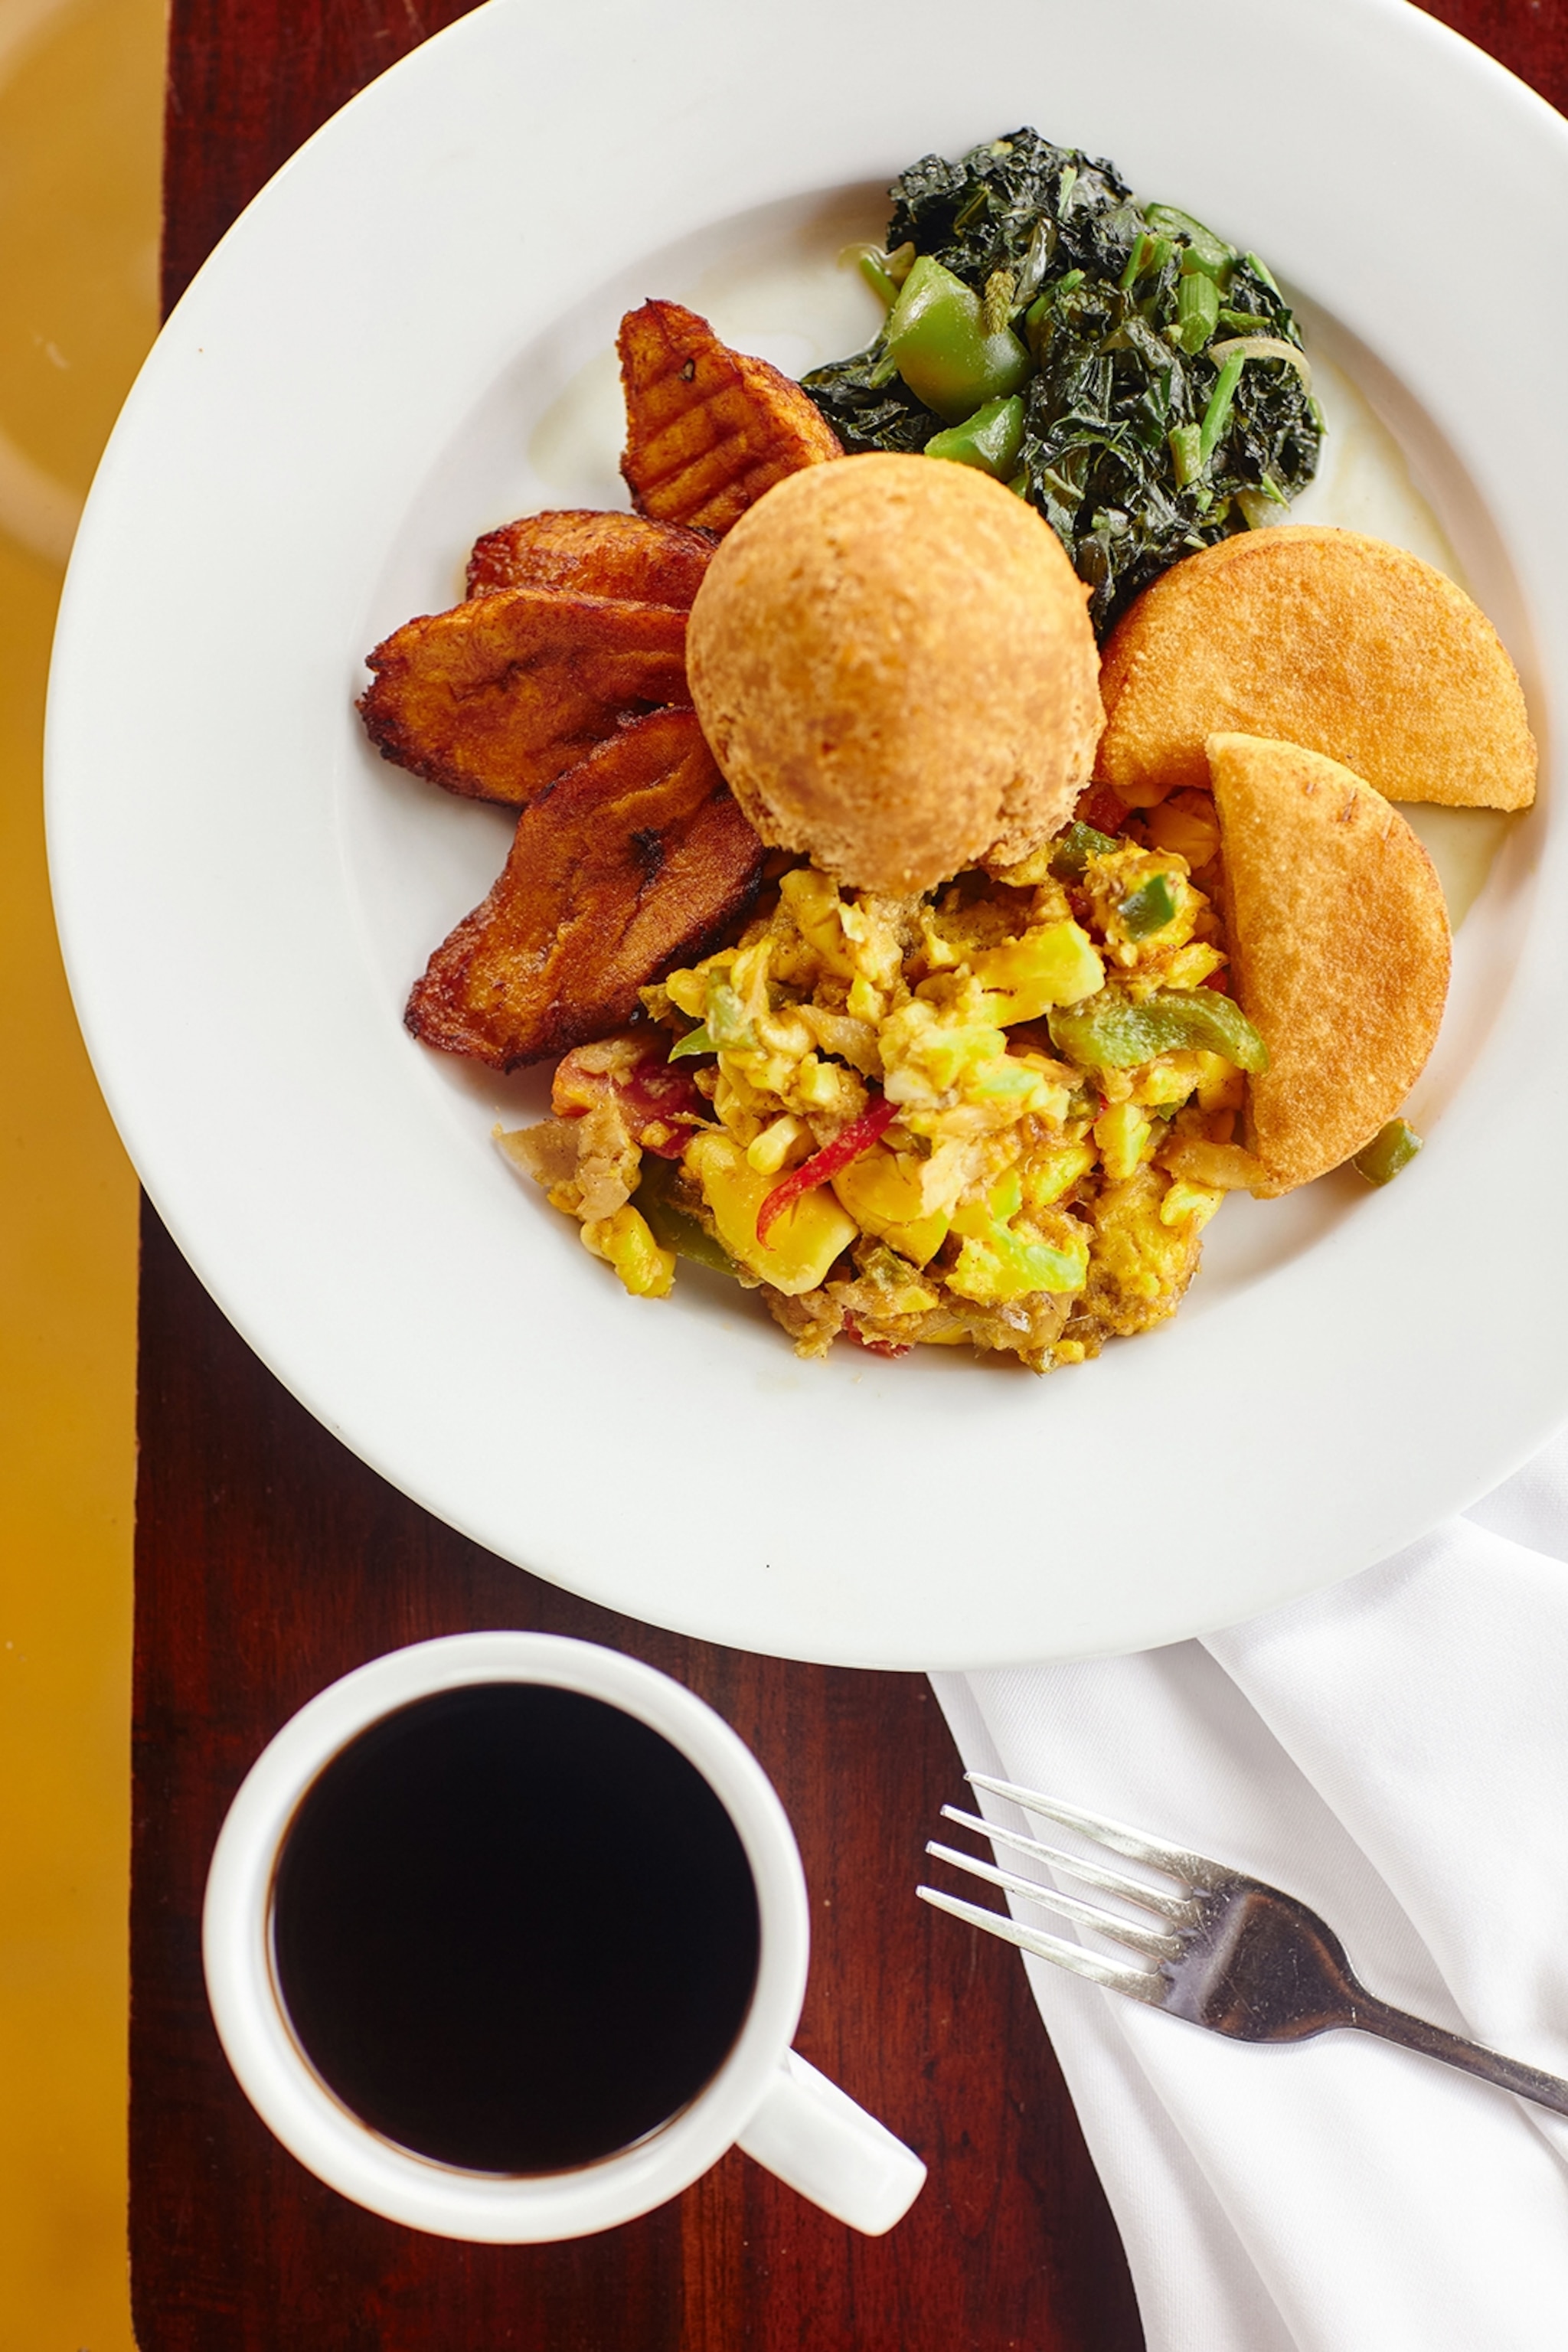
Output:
[618, 299, 843, 534]
[358, 584, 693, 808]
[363, 309, 846, 1078]
[405, 709, 764, 1069]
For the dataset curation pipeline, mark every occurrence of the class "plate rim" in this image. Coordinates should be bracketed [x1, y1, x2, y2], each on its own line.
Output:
[45, 0, 1568, 1667]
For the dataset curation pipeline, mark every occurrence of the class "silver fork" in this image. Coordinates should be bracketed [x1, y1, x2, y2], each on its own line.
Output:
[917, 1772, 1568, 2118]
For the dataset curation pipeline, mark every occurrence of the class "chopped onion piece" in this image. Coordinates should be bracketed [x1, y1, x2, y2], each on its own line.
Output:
[1207, 335, 1312, 388]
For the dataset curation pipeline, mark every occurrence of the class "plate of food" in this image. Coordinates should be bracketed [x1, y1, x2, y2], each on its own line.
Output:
[46, 0, 1568, 1666]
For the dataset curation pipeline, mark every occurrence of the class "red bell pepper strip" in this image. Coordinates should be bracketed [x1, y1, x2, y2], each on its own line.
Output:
[626, 1055, 707, 1158]
[845, 1320, 912, 1360]
[624, 1054, 706, 1129]
[637, 1125, 697, 1161]
[756, 1094, 898, 1245]
[554, 1044, 707, 1158]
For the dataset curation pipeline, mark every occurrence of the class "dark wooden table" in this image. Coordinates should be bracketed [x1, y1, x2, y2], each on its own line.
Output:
[131, 2, 1566, 2343]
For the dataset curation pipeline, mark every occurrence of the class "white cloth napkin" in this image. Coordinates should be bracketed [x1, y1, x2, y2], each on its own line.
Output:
[931, 1425, 1568, 2350]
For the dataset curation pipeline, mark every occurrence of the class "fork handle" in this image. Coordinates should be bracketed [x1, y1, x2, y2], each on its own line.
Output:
[1354, 1997, 1568, 2119]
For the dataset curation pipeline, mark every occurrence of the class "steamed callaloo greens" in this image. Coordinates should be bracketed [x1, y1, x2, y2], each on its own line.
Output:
[802, 128, 1323, 633]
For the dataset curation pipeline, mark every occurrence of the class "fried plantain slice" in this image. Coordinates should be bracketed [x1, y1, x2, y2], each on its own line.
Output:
[618, 299, 843, 534]
[466, 508, 716, 605]
[1207, 731, 1450, 1196]
[1096, 526, 1537, 811]
[405, 707, 764, 1067]
[358, 584, 692, 806]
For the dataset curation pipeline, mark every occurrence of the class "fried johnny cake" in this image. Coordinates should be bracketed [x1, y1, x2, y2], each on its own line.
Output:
[1208, 732, 1450, 1196]
[1098, 528, 1535, 812]
[405, 707, 764, 1068]
[618, 299, 842, 535]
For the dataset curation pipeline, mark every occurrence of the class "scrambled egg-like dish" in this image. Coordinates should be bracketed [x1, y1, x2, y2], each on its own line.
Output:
[502, 822, 1269, 1371]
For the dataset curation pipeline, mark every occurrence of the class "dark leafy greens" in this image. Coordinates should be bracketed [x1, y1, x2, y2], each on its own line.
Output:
[802, 129, 1323, 635]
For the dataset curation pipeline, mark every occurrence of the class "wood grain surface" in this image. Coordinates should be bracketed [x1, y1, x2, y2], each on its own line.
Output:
[131, 1197, 1142, 2350]
[134, 2, 1558, 2344]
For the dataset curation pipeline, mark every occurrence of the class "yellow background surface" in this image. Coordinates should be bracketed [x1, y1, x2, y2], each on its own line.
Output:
[0, 0, 163, 2340]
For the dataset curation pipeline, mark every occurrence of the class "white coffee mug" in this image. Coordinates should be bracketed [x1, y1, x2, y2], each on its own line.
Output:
[202, 1630, 926, 2241]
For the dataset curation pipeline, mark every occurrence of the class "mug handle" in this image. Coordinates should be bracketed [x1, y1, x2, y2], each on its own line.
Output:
[735, 2049, 926, 2235]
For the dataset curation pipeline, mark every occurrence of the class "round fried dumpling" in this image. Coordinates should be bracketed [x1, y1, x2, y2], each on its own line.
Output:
[1208, 732, 1451, 1196]
[685, 452, 1102, 895]
[1099, 526, 1536, 812]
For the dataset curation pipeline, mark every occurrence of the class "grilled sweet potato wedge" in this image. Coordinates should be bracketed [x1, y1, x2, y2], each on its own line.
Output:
[405, 707, 764, 1067]
[618, 299, 842, 534]
[466, 508, 716, 606]
[359, 584, 692, 806]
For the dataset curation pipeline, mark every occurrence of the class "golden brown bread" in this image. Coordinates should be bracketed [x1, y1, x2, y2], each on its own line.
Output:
[1097, 526, 1536, 811]
[404, 707, 764, 1067]
[359, 585, 691, 807]
[618, 299, 843, 534]
[686, 454, 1103, 893]
[466, 508, 716, 606]
[1207, 731, 1451, 1194]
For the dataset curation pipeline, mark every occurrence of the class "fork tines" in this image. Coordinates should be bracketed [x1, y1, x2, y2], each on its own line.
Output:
[923, 1838, 1184, 1962]
[936, 1805, 1194, 1921]
[916, 1772, 1207, 2003]
[914, 1880, 1171, 2001]
[962, 1772, 1230, 1890]
[919, 1779, 1568, 2122]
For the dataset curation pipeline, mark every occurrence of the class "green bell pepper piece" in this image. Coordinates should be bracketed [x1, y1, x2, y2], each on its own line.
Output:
[1048, 986, 1269, 1073]
[923, 394, 1026, 480]
[1143, 204, 1236, 285]
[884, 255, 1033, 423]
[705, 978, 756, 1050]
[1049, 820, 1119, 879]
[633, 1159, 738, 1276]
[1352, 1118, 1423, 1186]
[671, 975, 756, 1059]
[1117, 873, 1178, 939]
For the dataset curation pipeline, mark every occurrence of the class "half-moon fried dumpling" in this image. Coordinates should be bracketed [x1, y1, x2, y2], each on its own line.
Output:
[1099, 528, 1536, 812]
[1207, 732, 1451, 1196]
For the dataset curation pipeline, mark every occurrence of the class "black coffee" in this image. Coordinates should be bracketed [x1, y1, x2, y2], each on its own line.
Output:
[270, 1681, 760, 2173]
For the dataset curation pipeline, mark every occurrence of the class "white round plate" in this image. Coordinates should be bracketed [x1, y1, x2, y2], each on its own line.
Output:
[47, 0, 1567, 1667]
